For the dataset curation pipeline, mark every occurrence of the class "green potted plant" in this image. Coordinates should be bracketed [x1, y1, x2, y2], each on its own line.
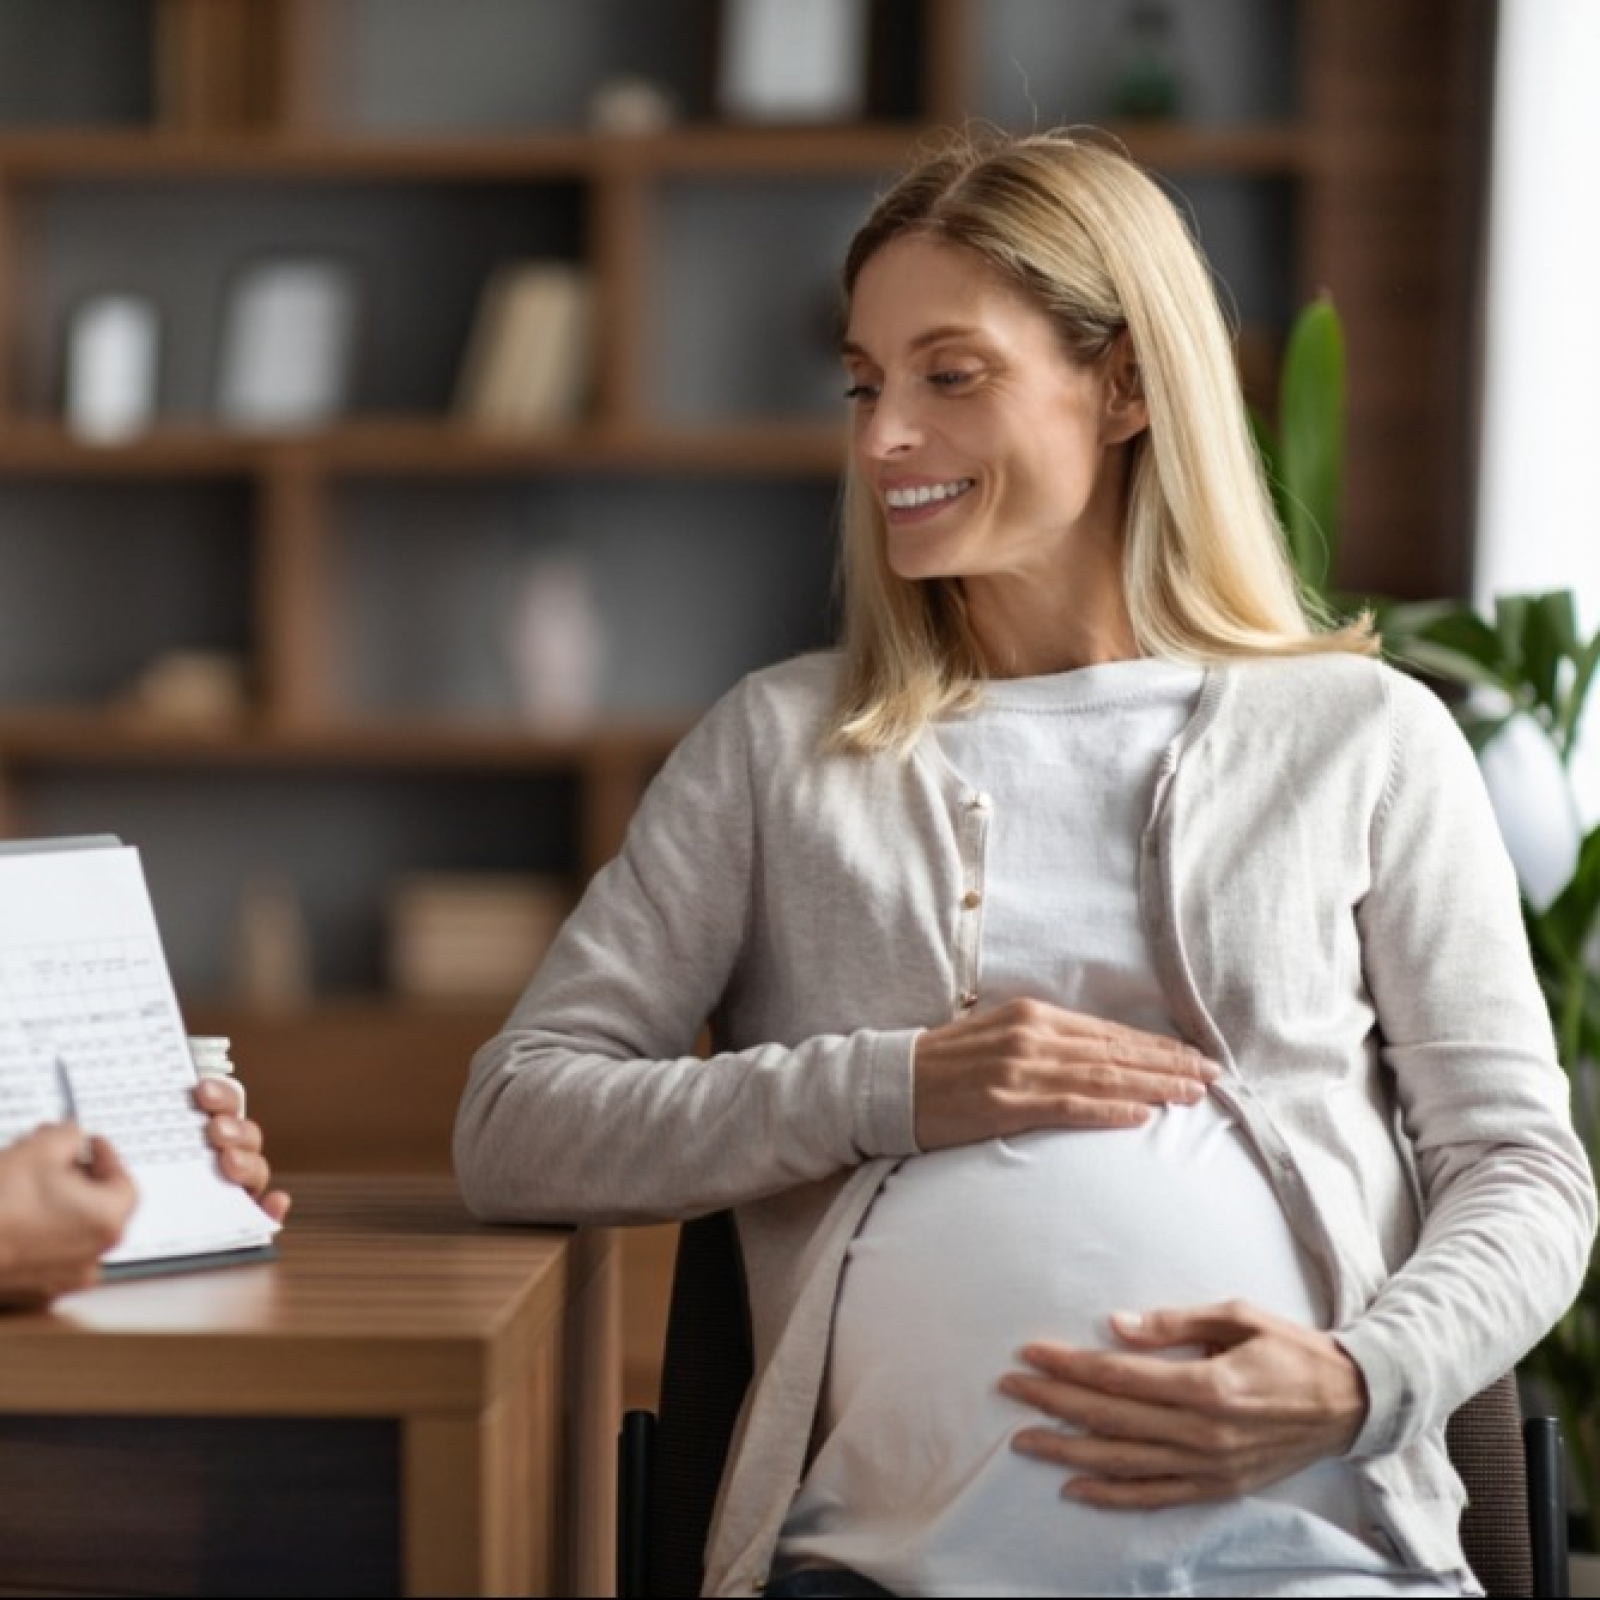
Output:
[1255, 299, 1600, 1549]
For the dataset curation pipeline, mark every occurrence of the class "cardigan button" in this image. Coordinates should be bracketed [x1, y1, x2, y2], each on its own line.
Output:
[961, 889, 982, 909]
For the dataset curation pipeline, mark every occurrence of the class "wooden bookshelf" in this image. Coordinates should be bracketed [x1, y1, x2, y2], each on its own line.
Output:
[0, 0, 1495, 1412]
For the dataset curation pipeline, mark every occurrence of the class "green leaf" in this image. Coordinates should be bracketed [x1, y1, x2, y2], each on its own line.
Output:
[1557, 626, 1600, 764]
[1419, 608, 1511, 673]
[1275, 297, 1345, 596]
[1521, 591, 1578, 723]
[1538, 589, 1580, 656]
[1541, 822, 1600, 968]
[1381, 604, 1511, 683]
[1579, 985, 1600, 1076]
[1384, 637, 1515, 699]
[1494, 593, 1532, 682]
[1246, 405, 1288, 532]
[1373, 597, 1475, 637]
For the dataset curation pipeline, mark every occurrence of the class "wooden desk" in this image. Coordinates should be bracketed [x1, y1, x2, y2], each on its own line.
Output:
[0, 1174, 620, 1598]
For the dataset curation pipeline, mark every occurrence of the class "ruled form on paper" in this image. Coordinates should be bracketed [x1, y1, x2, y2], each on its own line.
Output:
[0, 840, 279, 1275]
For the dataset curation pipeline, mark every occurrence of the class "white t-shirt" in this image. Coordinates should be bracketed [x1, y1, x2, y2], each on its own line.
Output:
[775, 661, 1468, 1598]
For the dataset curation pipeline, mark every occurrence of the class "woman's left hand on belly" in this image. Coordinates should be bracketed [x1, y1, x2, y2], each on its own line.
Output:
[997, 1301, 1369, 1508]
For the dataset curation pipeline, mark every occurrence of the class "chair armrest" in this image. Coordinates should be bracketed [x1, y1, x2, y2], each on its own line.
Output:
[617, 1408, 657, 1599]
[1524, 1414, 1569, 1599]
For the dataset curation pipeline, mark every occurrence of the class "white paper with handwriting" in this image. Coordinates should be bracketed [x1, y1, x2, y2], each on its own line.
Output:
[0, 840, 278, 1273]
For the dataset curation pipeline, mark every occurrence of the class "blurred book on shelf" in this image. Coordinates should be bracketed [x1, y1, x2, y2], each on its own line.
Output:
[387, 873, 570, 1001]
[453, 262, 594, 430]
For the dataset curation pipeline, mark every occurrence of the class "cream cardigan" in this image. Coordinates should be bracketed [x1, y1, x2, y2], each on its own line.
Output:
[454, 649, 1596, 1596]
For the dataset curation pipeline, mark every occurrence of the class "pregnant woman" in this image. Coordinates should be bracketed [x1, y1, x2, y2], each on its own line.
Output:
[453, 126, 1595, 1598]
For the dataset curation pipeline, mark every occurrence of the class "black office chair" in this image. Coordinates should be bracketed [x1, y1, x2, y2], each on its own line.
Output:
[618, 1212, 1569, 1598]
[618, 1212, 751, 1600]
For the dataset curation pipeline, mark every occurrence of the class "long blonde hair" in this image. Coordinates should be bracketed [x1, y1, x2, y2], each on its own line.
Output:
[830, 125, 1375, 754]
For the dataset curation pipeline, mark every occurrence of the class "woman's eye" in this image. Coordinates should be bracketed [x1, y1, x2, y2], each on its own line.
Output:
[843, 382, 879, 404]
[929, 369, 975, 390]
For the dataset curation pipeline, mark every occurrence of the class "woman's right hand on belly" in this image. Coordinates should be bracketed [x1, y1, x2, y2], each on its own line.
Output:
[912, 997, 1221, 1150]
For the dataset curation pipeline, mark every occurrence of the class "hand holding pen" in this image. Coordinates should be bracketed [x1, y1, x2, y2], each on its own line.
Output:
[0, 1123, 136, 1307]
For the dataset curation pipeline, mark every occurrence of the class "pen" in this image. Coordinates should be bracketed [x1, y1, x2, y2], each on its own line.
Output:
[53, 1053, 93, 1165]
[53, 1052, 79, 1123]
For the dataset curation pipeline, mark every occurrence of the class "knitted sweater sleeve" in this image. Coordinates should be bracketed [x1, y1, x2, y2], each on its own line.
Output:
[452, 674, 919, 1227]
[1339, 669, 1597, 1455]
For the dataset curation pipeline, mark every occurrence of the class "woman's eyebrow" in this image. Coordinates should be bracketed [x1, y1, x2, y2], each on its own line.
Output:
[839, 324, 984, 361]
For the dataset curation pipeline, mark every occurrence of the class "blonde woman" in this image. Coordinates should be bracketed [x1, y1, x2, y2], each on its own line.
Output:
[455, 128, 1594, 1598]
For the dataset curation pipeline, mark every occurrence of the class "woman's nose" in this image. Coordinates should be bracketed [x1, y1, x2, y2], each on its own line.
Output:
[858, 386, 922, 459]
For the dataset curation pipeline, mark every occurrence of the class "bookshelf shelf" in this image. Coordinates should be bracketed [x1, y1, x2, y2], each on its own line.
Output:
[0, 121, 1319, 185]
[0, 417, 848, 474]
[0, 707, 687, 769]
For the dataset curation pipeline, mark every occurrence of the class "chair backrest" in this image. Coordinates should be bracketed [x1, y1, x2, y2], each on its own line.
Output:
[641, 1210, 752, 1598]
[636, 1212, 1563, 1598]
[1450, 1372, 1567, 1597]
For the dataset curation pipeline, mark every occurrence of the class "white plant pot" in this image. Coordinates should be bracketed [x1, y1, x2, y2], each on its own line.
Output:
[1477, 711, 1584, 909]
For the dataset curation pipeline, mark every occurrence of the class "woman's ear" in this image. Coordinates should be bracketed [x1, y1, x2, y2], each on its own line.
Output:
[1103, 332, 1149, 445]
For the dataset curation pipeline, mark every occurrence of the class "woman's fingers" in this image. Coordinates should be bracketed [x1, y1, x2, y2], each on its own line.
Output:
[914, 996, 1221, 1148]
[999, 1303, 1369, 1506]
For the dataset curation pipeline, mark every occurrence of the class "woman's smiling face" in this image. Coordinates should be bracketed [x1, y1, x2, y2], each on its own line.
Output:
[841, 233, 1143, 597]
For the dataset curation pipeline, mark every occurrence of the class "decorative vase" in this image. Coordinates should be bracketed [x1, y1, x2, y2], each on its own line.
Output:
[1476, 710, 1584, 909]
[505, 553, 606, 728]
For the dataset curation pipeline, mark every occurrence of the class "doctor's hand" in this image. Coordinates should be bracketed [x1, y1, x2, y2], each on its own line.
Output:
[999, 1300, 1368, 1508]
[912, 997, 1220, 1151]
[0, 1125, 136, 1308]
[194, 1076, 292, 1225]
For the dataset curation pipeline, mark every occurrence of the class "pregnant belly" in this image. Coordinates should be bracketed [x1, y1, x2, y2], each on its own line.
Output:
[779, 1101, 1361, 1596]
[829, 1096, 1323, 1397]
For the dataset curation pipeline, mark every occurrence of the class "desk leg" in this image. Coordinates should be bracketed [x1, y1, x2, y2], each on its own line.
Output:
[400, 1227, 618, 1599]
[403, 1342, 561, 1597]
[568, 1228, 623, 1599]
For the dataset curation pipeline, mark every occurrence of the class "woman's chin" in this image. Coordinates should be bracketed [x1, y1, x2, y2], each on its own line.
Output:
[884, 538, 963, 584]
